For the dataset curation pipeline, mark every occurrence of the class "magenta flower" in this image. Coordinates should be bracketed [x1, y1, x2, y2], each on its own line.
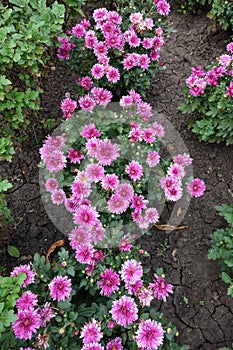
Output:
[95, 139, 120, 166]
[11, 264, 36, 288]
[91, 87, 112, 106]
[93, 41, 108, 56]
[143, 128, 156, 143]
[61, 97, 77, 120]
[81, 123, 102, 139]
[12, 308, 41, 340]
[155, 0, 170, 15]
[123, 55, 136, 70]
[137, 286, 154, 307]
[48, 275, 72, 302]
[149, 274, 173, 302]
[37, 302, 55, 326]
[78, 76, 93, 90]
[86, 163, 105, 182]
[98, 268, 120, 297]
[119, 236, 133, 251]
[101, 174, 119, 190]
[137, 102, 152, 121]
[110, 295, 138, 327]
[173, 153, 192, 167]
[79, 94, 96, 112]
[71, 178, 91, 198]
[144, 207, 159, 224]
[45, 177, 59, 193]
[226, 81, 233, 97]
[187, 178, 206, 197]
[135, 319, 164, 349]
[75, 244, 94, 264]
[131, 194, 148, 212]
[152, 122, 165, 137]
[226, 42, 233, 53]
[93, 8, 108, 23]
[51, 189, 66, 205]
[125, 161, 143, 182]
[138, 54, 150, 70]
[146, 151, 160, 167]
[16, 291, 38, 310]
[80, 319, 103, 344]
[116, 183, 134, 201]
[120, 259, 143, 284]
[67, 148, 84, 163]
[125, 279, 143, 294]
[165, 186, 183, 201]
[72, 23, 86, 38]
[129, 127, 143, 142]
[128, 32, 141, 47]
[160, 175, 180, 190]
[108, 193, 129, 214]
[74, 205, 99, 226]
[167, 163, 185, 179]
[106, 337, 123, 350]
[85, 30, 98, 49]
[91, 63, 105, 79]
[68, 226, 91, 250]
[106, 66, 120, 83]
[45, 151, 67, 173]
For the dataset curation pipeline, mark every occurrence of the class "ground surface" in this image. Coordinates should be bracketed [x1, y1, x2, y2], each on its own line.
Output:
[1, 2, 233, 349]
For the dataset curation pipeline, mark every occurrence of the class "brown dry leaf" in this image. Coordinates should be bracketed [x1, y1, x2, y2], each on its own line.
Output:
[154, 224, 187, 231]
[46, 239, 65, 262]
[176, 207, 182, 217]
[168, 144, 175, 151]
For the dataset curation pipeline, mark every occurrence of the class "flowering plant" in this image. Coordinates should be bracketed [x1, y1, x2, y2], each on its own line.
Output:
[57, 2, 171, 100]
[178, 42, 233, 145]
[7, 238, 191, 350]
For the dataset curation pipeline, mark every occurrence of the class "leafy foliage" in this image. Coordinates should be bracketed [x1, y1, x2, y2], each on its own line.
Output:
[0, 176, 13, 229]
[208, 202, 233, 297]
[208, 0, 233, 33]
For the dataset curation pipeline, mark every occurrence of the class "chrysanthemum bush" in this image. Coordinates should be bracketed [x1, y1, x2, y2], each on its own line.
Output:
[7, 238, 190, 350]
[57, 1, 172, 100]
[39, 94, 205, 245]
[179, 41, 233, 145]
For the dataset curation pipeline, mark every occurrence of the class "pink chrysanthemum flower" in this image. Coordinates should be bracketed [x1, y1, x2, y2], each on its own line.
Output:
[20, 347, 35, 350]
[152, 122, 165, 137]
[69, 226, 91, 250]
[45, 151, 67, 173]
[75, 244, 94, 264]
[125, 161, 143, 182]
[78, 76, 93, 90]
[91, 87, 112, 106]
[86, 163, 105, 182]
[93, 8, 108, 22]
[48, 275, 72, 301]
[106, 337, 123, 350]
[116, 183, 134, 201]
[226, 81, 233, 97]
[137, 102, 152, 121]
[65, 197, 79, 212]
[160, 175, 180, 190]
[81, 343, 104, 350]
[110, 295, 138, 327]
[74, 205, 99, 226]
[150, 49, 160, 61]
[146, 151, 160, 167]
[165, 186, 183, 201]
[143, 128, 156, 143]
[106, 66, 120, 83]
[16, 291, 38, 310]
[45, 178, 59, 193]
[125, 279, 143, 295]
[131, 194, 148, 212]
[91, 63, 105, 79]
[153, 36, 164, 50]
[101, 174, 119, 190]
[128, 32, 141, 47]
[37, 302, 55, 326]
[81, 123, 102, 139]
[108, 193, 129, 214]
[71, 179, 91, 198]
[226, 42, 233, 54]
[11, 264, 36, 288]
[61, 98, 77, 120]
[167, 163, 185, 179]
[67, 148, 84, 163]
[86, 138, 100, 157]
[98, 268, 120, 297]
[93, 41, 108, 56]
[80, 319, 103, 344]
[72, 23, 86, 38]
[187, 178, 206, 197]
[149, 274, 173, 302]
[95, 139, 120, 166]
[129, 89, 142, 103]
[85, 30, 98, 49]
[123, 55, 137, 70]
[79, 94, 96, 112]
[119, 95, 134, 107]
[142, 37, 153, 49]
[135, 319, 164, 349]
[51, 189, 66, 205]
[219, 54, 231, 66]
[144, 207, 159, 223]
[120, 259, 143, 284]
[155, 0, 170, 15]
[136, 286, 154, 307]
[173, 153, 192, 167]
[129, 127, 143, 142]
[119, 236, 133, 251]
[12, 308, 41, 340]
[138, 54, 150, 70]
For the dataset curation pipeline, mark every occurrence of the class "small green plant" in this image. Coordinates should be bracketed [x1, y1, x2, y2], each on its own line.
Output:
[0, 273, 26, 349]
[178, 41, 233, 145]
[208, 202, 233, 297]
[0, 177, 13, 229]
[208, 0, 233, 34]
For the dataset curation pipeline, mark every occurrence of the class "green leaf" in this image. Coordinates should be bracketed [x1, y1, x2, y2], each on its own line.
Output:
[7, 245, 20, 258]
[0, 310, 18, 327]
